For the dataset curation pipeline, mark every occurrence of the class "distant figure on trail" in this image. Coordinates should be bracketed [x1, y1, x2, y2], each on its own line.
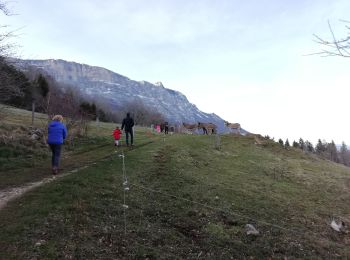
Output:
[47, 115, 67, 175]
[164, 121, 169, 134]
[121, 112, 134, 146]
[113, 126, 122, 146]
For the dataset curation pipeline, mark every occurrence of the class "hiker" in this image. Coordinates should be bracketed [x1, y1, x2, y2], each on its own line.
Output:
[113, 126, 122, 146]
[164, 121, 169, 134]
[47, 115, 67, 175]
[121, 112, 134, 146]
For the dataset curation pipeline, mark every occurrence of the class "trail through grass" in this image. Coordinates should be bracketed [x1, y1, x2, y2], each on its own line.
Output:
[1, 132, 350, 259]
[1, 106, 350, 258]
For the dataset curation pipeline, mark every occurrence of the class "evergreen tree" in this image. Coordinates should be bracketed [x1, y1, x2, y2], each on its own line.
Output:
[293, 140, 299, 148]
[97, 109, 107, 122]
[326, 140, 339, 162]
[36, 74, 49, 97]
[278, 138, 284, 146]
[315, 139, 326, 155]
[340, 142, 350, 166]
[285, 139, 290, 148]
[31, 74, 50, 125]
[80, 102, 97, 119]
[305, 140, 314, 153]
[299, 138, 305, 151]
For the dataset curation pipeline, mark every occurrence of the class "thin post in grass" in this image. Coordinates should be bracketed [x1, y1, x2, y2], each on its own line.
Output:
[119, 152, 129, 235]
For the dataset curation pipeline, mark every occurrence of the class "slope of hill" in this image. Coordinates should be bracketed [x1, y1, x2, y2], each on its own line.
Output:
[15, 59, 231, 130]
[0, 107, 349, 258]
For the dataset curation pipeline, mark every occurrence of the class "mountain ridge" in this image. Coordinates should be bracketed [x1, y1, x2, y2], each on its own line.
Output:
[15, 59, 246, 133]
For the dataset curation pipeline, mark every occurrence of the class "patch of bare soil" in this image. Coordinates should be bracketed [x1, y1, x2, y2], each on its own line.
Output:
[0, 167, 88, 210]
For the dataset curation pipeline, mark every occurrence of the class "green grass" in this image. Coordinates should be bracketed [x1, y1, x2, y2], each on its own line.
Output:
[0, 105, 154, 189]
[1, 106, 350, 258]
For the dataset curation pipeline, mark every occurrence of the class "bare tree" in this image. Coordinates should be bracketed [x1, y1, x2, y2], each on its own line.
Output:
[0, 28, 16, 58]
[0, 1, 26, 109]
[0, 1, 17, 57]
[123, 99, 165, 126]
[313, 20, 350, 58]
[339, 142, 350, 166]
[0, 1, 10, 15]
[0, 61, 28, 104]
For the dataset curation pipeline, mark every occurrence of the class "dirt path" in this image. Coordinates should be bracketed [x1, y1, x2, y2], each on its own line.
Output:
[0, 141, 155, 211]
[0, 166, 88, 210]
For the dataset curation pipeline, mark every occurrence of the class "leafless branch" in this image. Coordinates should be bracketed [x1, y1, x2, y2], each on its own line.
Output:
[0, 2, 10, 15]
[312, 20, 350, 58]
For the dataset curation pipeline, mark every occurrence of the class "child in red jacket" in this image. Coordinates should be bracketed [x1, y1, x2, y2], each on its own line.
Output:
[113, 126, 122, 146]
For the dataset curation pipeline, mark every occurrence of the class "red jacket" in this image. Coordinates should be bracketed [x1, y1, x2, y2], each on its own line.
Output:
[113, 129, 122, 140]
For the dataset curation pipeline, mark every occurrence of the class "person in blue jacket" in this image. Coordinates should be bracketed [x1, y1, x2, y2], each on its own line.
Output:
[47, 115, 67, 175]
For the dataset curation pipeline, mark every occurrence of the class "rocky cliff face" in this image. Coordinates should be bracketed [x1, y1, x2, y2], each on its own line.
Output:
[16, 59, 230, 131]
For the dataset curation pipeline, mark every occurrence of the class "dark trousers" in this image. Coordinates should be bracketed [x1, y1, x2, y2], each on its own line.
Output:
[125, 130, 133, 146]
[49, 144, 62, 167]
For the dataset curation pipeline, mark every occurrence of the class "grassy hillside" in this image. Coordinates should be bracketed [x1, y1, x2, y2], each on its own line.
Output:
[0, 105, 130, 189]
[0, 106, 349, 259]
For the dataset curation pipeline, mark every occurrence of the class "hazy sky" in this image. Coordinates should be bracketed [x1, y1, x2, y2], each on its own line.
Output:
[2, 0, 349, 144]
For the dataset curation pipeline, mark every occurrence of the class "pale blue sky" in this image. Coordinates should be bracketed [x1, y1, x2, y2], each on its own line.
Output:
[2, 0, 350, 144]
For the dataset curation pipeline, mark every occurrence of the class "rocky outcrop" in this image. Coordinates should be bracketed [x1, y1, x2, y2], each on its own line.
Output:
[16, 59, 230, 131]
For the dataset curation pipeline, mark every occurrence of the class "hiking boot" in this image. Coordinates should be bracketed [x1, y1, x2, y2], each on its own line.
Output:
[52, 167, 57, 175]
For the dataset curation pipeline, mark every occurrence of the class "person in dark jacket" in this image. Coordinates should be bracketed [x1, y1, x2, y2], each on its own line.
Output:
[121, 112, 134, 146]
[164, 121, 169, 134]
[47, 115, 67, 175]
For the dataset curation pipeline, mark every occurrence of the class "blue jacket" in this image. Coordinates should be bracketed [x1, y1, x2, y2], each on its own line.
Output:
[47, 121, 67, 144]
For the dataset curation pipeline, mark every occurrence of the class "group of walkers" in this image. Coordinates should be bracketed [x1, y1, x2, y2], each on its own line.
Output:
[47, 112, 134, 175]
